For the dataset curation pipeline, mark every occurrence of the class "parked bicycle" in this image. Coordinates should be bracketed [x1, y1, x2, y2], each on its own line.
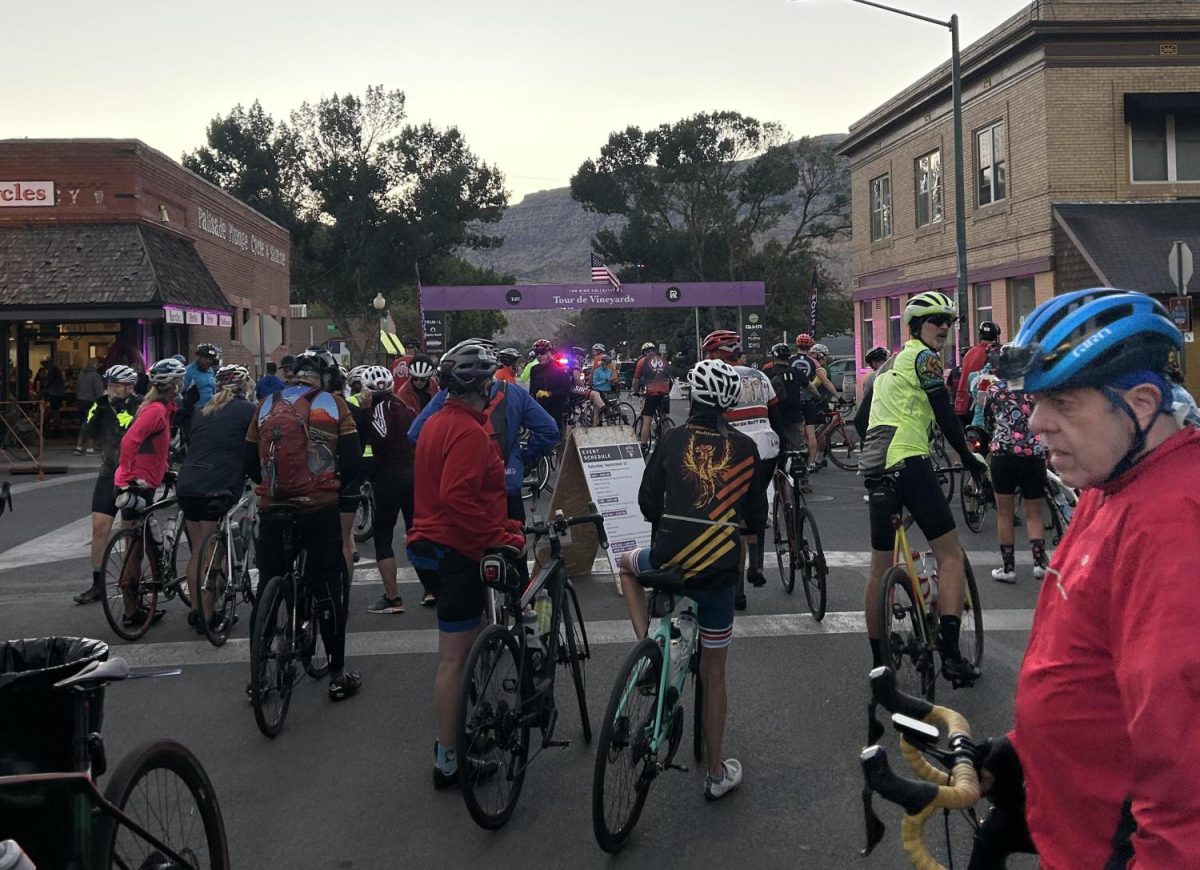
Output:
[592, 564, 705, 853]
[456, 509, 602, 829]
[248, 504, 332, 738]
[100, 488, 192, 641]
[197, 489, 257, 647]
[0, 637, 228, 869]
[959, 428, 995, 533]
[771, 449, 829, 619]
[634, 394, 673, 454]
[352, 480, 374, 543]
[815, 399, 861, 470]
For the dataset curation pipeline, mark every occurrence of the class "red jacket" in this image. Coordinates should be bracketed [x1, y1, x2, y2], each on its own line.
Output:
[1014, 426, 1200, 869]
[406, 400, 523, 561]
[395, 376, 439, 415]
[954, 342, 990, 414]
[114, 400, 175, 489]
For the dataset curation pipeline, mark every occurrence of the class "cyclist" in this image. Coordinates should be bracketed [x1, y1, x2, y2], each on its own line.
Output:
[703, 330, 778, 607]
[183, 343, 220, 410]
[856, 291, 987, 686]
[244, 346, 363, 701]
[405, 342, 526, 788]
[955, 320, 1000, 427]
[790, 335, 838, 471]
[176, 364, 256, 631]
[863, 346, 890, 393]
[112, 358, 187, 628]
[396, 355, 439, 413]
[255, 361, 286, 399]
[617, 358, 766, 800]
[633, 341, 671, 449]
[765, 342, 816, 459]
[73, 365, 141, 605]
[527, 339, 572, 435]
[968, 289, 1200, 869]
[362, 365, 416, 615]
[1166, 360, 1199, 426]
[590, 351, 620, 420]
[344, 364, 376, 582]
[495, 348, 522, 383]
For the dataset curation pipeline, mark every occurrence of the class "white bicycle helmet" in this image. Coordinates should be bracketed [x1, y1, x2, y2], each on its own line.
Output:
[687, 359, 740, 410]
[147, 358, 186, 386]
[216, 364, 250, 390]
[409, 356, 436, 379]
[103, 364, 138, 385]
[347, 365, 368, 392]
[362, 365, 394, 394]
[811, 344, 831, 359]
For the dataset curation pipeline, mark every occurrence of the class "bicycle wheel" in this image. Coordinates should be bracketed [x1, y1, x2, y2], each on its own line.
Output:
[959, 471, 987, 533]
[559, 580, 591, 743]
[199, 531, 233, 647]
[250, 575, 296, 738]
[691, 644, 703, 764]
[302, 595, 331, 681]
[878, 566, 936, 701]
[959, 556, 984, 674]
[932, 443, 956, 503]
[101, 529, 159, 642]
[771, 490, 795, 593]
[458, 626, 529, 830]
[353, 492, 373, 543]
[93, 738, 229, 870]
[826, 422, 862, 470]
[167, 512, 192, 608]
[1045, 492, 1067, 546]
[593, 637, 662, 854]
[797, 507, 828, 621]
[615, 402, 636, 427]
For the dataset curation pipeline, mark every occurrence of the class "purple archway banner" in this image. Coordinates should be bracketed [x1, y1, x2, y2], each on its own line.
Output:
[420, 281, 765, 311]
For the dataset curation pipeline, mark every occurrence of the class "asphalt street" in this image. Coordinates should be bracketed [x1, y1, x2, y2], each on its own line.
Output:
[0, 452, 1047, 869]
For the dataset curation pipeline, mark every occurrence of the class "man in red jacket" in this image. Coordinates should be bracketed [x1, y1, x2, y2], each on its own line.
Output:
[406, 342, 525, 789]
[954, 321, 999, 426]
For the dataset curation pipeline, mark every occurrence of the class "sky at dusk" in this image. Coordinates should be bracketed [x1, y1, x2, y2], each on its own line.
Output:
[6, 0, 1026, 201]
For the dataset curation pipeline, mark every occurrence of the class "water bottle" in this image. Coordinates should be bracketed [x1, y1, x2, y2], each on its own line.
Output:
[523, 608, 544, 671]
[148, 513, 164, 548]
[669, 612, 698, 685]
[917, 554, 938, 607]
[236, 516, 253, 566]
[0, 840, 35, 870]
[533, 589, 552, 641]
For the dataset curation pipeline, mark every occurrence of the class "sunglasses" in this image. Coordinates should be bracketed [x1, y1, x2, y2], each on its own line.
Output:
[926, 314, 957, 327]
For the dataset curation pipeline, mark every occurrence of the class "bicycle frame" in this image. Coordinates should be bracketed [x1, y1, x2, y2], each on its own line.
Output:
[201, 492, 254, 603]
[118, 496, 180, 597]
[890, 518, 929, 628]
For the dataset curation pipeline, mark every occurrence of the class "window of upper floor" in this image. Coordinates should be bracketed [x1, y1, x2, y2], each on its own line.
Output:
[915, 150, 943, 228]
[870, 173, 893, 242]
[976, 121, 1006, 207]
[1130, 112, 1200, 182]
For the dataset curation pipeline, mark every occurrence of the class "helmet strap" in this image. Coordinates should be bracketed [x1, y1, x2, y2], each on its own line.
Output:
[1101, 386, 1163, 481]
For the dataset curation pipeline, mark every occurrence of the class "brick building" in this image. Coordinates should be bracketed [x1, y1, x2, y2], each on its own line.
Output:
[839, 0, 1200, 392]
[0, 139, 292, 408]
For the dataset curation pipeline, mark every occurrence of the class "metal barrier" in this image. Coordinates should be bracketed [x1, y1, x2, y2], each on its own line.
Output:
[0, 401, 45, 480]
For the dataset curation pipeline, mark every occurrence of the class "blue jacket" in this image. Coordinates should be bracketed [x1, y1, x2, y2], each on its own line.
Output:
[255, 374, 286, 399]
[183, 362, 217, 408]
[409, 381, 559, 495]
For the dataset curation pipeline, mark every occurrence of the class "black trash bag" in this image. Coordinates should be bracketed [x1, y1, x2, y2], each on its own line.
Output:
[0, 637, 108, 775]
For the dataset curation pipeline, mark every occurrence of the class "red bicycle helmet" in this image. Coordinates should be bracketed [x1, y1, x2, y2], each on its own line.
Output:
[702, 330, 741, 356]
[795, 333, 814, 349]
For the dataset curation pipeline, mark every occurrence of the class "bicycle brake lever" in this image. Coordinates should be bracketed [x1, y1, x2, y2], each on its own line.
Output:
[860, 786, 886, 857]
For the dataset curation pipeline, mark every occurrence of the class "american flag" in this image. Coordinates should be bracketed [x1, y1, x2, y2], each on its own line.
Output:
[590, 252, 622, 290]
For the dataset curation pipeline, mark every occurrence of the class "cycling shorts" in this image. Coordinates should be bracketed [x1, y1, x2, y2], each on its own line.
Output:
[178, 494, 230, 523]
[989, 453, 1046, 500]
[780, 422, 808, 455]
[91, 471, 119, 517]
[630, 548, 735, 649]
[642, 394, 670, 418]
[865, 456, 955, 551]
[800, 402, 821, 426]
[406, 541, 484, 633]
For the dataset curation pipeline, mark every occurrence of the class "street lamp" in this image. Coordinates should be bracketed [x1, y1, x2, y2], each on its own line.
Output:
[372, 293, 387, 363]
[800, 0, 969, 311]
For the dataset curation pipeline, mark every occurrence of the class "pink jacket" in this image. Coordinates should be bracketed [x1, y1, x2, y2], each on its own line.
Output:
[114, 401, 175, 489]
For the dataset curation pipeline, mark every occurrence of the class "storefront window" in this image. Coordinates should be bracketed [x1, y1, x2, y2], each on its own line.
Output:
[860, 301, 874, 364]
[888, 296, 903, 350]
[1008, 277, 1037, 333]
[973, 283, 993, 337]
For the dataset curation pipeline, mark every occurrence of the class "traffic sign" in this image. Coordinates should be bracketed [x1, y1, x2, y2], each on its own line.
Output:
[1169, 240, 1193, 295]
[242, 313, 283, 356]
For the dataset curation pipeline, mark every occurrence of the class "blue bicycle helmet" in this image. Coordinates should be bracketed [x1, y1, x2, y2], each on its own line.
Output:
[997, 288, 1181, 393]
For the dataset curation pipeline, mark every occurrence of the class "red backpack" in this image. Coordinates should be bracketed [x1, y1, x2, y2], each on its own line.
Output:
[256, 388, 339, 502]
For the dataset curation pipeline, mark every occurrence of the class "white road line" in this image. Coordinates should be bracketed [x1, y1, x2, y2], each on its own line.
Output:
[9, 472, 97, 495]
[0, 516, 92, 571]
[109, 608, 1037, 668]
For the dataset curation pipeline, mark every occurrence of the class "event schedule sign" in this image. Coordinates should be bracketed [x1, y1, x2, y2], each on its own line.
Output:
[575, 432, 653, 574]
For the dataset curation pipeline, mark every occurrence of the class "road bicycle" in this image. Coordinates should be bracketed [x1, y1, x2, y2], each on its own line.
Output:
[633, 394, 673, 454]
[771, 449, 829, 619]
[456, 509, 602, 829]
[815, 399, 861, 470]
[929, 433, 958, 503]
[596, 393, 637, 427]
[197, 489, 257, 647]
[592, 564, 706, 853]
[874, 484, 983, 701]
[1043, 467, 1077, 546]
[352, 480, 374, 543]
[248, 504, 333, 738]
[0, 638, 228, 869]
[100, 489, 193, 642]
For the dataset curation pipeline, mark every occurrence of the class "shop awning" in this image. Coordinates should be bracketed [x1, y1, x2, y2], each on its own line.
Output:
[380, 331, 405, 355]
[1053, 202, 1200, 293]
[0, 223, 232, 320]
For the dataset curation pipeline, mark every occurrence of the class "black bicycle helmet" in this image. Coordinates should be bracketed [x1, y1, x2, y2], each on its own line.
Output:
[770, 342, 792, 359]
[195, 343, 221, 359]
[978, 321, 1000, 342]
[439, 343, 499, 394]
[294, 346, 336, 377]
[497, 347, 521, 365]
[865, 346, 889, 367]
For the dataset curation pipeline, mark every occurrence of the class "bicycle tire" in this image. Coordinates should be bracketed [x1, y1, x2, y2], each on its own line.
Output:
[458, 626, 529, 830]
[615, 402, 636, 427]
[93, 738, 229, 870]
[1045, 493, 1067, 546]
[797, 506, 828, 621]
[826, 421, 862, 470]
[101, 528, 158, 642]
[593, 637, 662, 854]
[692, 645, 703, 764]
[352, 492, 374, 543]
[932, 443, 956, 503]
[878, 566, 936, 701]
[166, 509, 192, 608]
[560, 581, 591, 744]
[771, 490, 795, 594]
[959, 470, 987, 533]
[250, 575, 296, 738]
[199, 530, 233, 647]
[959, 555, 984, 674]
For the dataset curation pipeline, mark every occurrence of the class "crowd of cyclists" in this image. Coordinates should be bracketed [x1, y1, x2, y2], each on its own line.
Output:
[51, 282, 1200, 865]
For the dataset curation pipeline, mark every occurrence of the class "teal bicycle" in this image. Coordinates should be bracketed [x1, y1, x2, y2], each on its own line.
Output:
[592, 565, 703, 853]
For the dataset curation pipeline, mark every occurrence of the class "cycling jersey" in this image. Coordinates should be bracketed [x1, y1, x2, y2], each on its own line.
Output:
[983, 380, 1042, 457]
[1014, 426, 1200, 869]
[767, 363, 809, 427]
[495, 367, 517, 383]
[633, 355, 671, 396]
[368, 393, 416, 480]
[396, 377, 439, 415]
[726, 365, 779, 461]
[788, 353, 818, 390]
[84, 395, 141, 472]
[183, 362, 216, 408]
[176, 397, 255, 499]
[591, 363, 617, 393]
[114, 401, 175, 490]
[860, 338, 941, 473]
[954, 341, 991, 416]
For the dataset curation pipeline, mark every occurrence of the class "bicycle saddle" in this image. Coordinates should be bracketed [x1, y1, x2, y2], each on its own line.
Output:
[634, 565, 685, 593]
[260, 503, 301, 519]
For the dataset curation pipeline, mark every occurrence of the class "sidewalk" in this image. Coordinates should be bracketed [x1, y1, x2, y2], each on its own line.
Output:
[3, 442, 103, 477]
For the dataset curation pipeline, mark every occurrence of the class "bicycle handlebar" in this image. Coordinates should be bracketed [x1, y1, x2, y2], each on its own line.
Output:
[524, 509, 609, 550]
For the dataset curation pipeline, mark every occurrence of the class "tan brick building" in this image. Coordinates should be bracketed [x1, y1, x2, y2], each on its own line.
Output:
[840, 0, 1200, 392]
[0, 139, 292, 406]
